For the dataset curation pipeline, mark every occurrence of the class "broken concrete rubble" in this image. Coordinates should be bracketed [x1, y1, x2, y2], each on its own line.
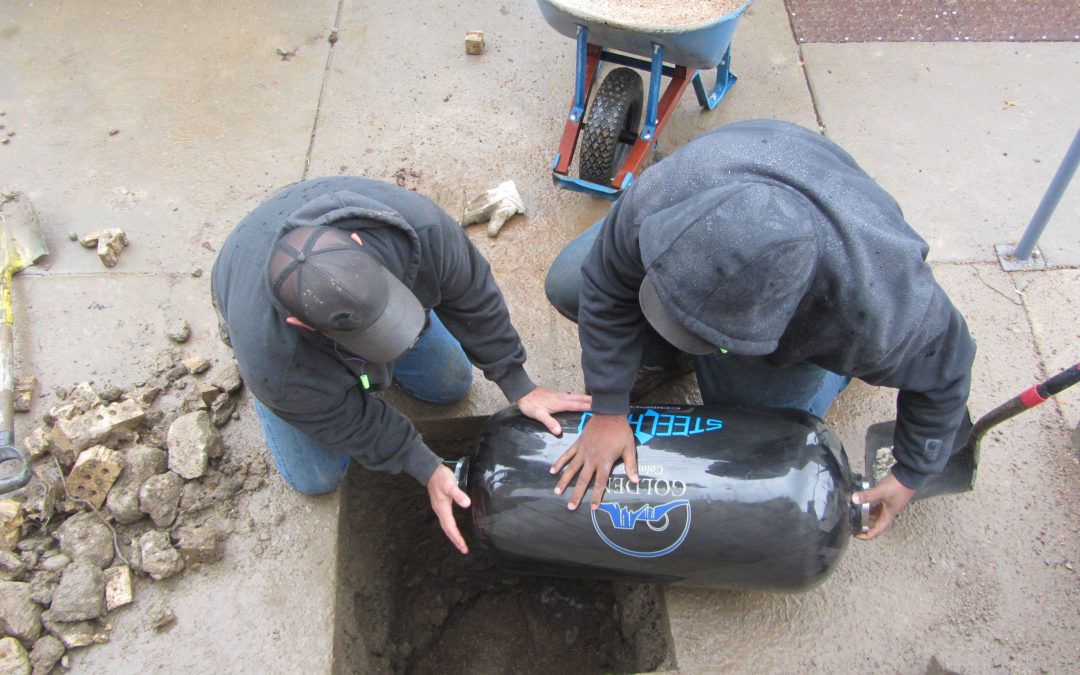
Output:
[13, 376, 36, 413]
[0, 354, 249, 668]
[0, 637, 30, 675]
[1, 500, 25, 550]
[54, 512, 115, 569]
[18, 473, 62, 525]
[51, 399, 145, 464]
[166, 319, 191, 344]
[39, 610, 105, 649]
[174, 521, 222, 565]
[213, 362, 243, 394]
[66, 446, 123, 509]
[147, 600, 175, 631]
[78, 228, 128, 268]
[0, 581, 43, 643]
[182, 355, 210, 374]
[137, 530, 184, 581]
[0, 548, 26, 577]
[103, 565, 133, 611]
[21, 428, 52, 462]
[106, 445, 169, 525]
[48, 561, 106, 622]
[210, 392, 236, 427]
[166, 411, 222, 479]
[28, 635, 64, 675]
[139, 472, 183, 527]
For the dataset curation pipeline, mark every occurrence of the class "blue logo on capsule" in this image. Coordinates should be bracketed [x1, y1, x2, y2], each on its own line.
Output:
[578, 409, 723, 444]
[591, 499, 692, 558]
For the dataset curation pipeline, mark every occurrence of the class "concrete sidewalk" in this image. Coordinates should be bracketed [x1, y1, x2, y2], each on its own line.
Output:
[1, 0, 1078, 673]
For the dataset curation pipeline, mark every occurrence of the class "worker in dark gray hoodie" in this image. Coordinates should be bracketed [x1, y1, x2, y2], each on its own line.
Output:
[545, 119, 976, 539]
[212, 177, 590, 554]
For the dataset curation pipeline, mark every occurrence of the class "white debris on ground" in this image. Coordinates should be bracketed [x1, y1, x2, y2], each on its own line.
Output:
[461, 180, 526, 237]
[464, 30, 485, 55]
[77, 229, 129, 268]
[0, 346, 258, 673]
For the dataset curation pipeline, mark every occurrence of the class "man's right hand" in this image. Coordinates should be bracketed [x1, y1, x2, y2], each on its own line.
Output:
[427, 464, 471, 554]
[550, 413, 638, 510]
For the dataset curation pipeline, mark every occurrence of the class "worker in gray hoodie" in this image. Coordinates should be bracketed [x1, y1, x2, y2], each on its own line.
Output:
[545, 119, 976, 539]
[212, 177, 590, 554]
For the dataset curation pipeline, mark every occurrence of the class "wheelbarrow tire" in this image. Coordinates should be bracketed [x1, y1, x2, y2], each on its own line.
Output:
[579, 67, 644, 186]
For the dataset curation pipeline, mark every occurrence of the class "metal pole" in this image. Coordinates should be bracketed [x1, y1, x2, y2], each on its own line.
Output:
[1012, 127, 1080, 261]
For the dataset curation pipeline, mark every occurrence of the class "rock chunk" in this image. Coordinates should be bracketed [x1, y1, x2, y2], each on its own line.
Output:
[1, 500, 24, 551]
[51, 400, 145, 462]
[103, 566, 134, 611]
[29, 635, 64, 675]
[0, 581, 43, 643]
[13, 376, 36, 413]
[54, 512, 114, 569]
[106, 445, 168, 525]
[147, 600, 175, 630]
[49, 561, 105, 622]
[167, 411, 222, 479]
[139, 472, 183, 528]
[39, 611, 102, 649]
[0, 637, 30, 675]
[175, 522, 222, 565]
[137, 530, 184, 581]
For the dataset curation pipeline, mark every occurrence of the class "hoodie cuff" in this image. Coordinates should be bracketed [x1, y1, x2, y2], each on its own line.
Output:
[590, 391, 631, 417]
[890, 462, 930, 491]
[401, 439, 443, 486]
[495, 364, 536, 404]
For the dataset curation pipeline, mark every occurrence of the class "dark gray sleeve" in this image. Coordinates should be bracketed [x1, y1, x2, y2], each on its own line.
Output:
[865, 293, 976, 490]
[267, 369, 442, 486]
[427, 215, 535, 403]
[577, 199, 650, 415]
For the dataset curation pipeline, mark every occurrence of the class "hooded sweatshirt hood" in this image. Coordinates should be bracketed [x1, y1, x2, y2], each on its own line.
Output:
[639, 183, 818, 355]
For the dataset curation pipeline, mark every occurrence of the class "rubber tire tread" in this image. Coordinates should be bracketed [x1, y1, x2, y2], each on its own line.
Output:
[579, 67, 644, 186]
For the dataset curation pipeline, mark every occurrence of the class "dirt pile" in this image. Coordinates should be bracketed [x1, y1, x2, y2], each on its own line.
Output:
[555, 0, 747, 28]
[0, 346, 261, 674]
[336, 464, 673, 674]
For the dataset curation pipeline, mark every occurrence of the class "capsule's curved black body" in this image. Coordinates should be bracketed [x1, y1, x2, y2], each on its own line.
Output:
[460, 405, 862, 592]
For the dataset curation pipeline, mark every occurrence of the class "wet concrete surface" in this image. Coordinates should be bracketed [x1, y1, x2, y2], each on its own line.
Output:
[2, 0, 1079, 673]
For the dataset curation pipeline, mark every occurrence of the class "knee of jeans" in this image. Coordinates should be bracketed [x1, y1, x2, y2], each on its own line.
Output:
[435, 363, 473, 404]
[544, 272, 579, 321]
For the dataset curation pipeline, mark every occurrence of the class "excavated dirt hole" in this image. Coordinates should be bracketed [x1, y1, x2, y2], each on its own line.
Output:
[334, 438, 673, 675]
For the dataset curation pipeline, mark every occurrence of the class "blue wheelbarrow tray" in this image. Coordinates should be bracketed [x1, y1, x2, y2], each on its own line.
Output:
[537, 0, 754, 70]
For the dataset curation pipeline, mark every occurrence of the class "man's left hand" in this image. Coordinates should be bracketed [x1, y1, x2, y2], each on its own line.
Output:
[516, 387, 592, 436]
[852, 473, 916, 540]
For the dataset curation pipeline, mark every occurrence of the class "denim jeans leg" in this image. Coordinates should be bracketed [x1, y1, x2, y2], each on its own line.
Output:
[545, 217, 605, 321]
[694, 354, 850, 418]
[545, 217, 680, 367]
[393, 311, 472, 404]
[253, 399, 350, 495]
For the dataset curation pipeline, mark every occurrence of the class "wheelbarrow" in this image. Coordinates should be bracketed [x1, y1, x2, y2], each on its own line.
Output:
[864, 362, 1080, 501]
[536, 0, 755, 199]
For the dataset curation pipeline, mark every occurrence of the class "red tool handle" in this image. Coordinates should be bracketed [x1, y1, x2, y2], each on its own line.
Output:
[968, 363, 1080, 446]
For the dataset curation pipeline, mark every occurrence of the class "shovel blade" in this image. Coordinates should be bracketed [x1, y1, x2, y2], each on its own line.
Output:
[864, 410, 977, 501]
[0, 193, 50, 272]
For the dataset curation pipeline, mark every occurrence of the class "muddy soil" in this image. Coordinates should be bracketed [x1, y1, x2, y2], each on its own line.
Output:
[334, 444, 672, 675]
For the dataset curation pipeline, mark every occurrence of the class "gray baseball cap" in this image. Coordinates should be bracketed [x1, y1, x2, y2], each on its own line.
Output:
[268, 226, 425, 363]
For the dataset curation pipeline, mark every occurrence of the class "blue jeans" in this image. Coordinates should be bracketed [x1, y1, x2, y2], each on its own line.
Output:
[254, 311, 471, 494]
[545, 218, 850, 418]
